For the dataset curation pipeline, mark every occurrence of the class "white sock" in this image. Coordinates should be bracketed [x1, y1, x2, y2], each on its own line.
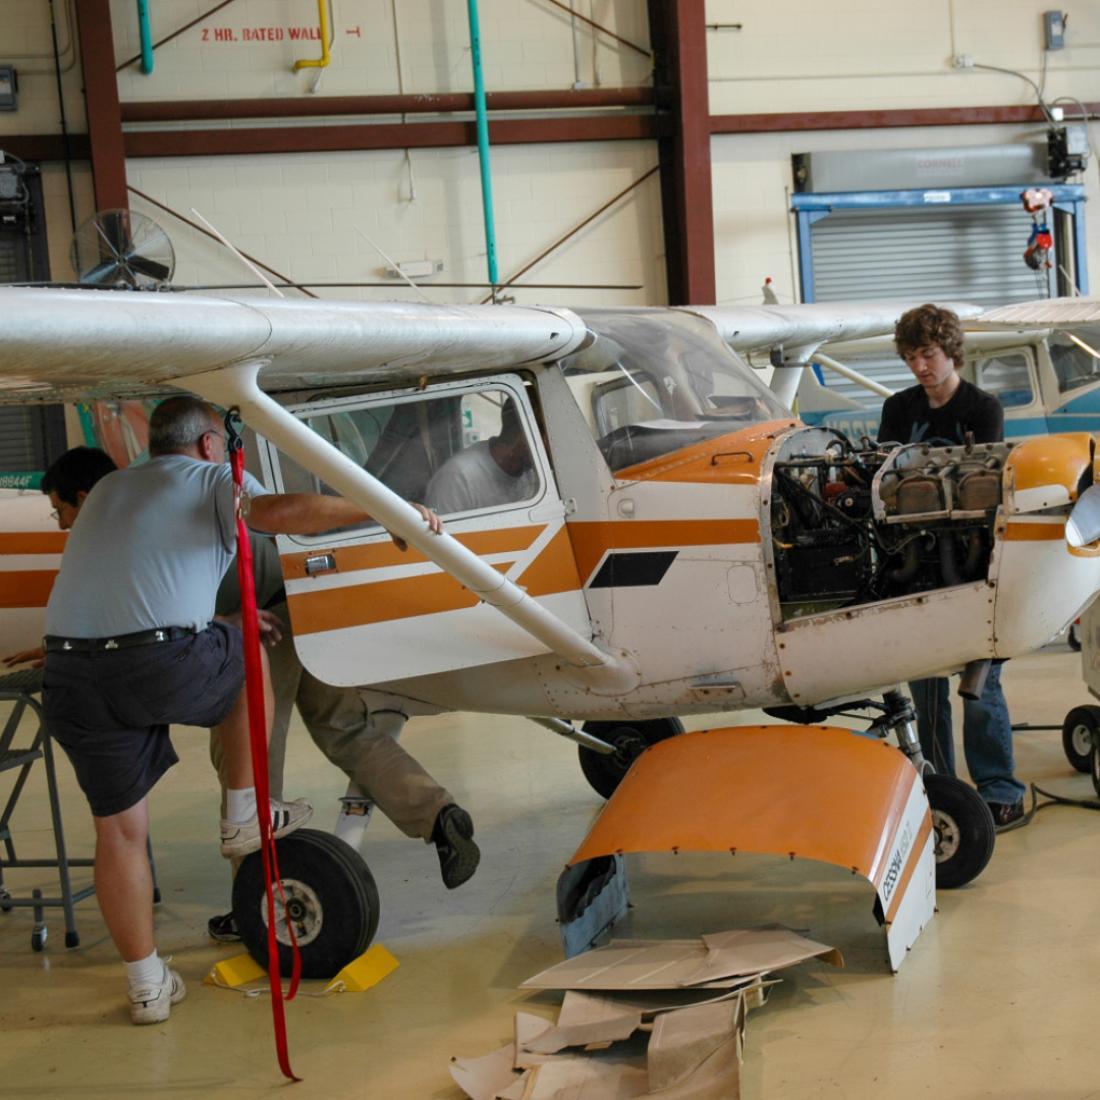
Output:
[225, 787, 257, 824]
[125, 950, 164, 990]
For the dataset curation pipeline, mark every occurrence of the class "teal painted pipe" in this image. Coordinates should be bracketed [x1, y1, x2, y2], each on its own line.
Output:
[137, 0, 154, 74]
[466, 0, 499, 289]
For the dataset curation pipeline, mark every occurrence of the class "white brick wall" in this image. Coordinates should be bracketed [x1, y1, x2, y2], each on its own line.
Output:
[2, 1, 1097, 315]
[126, 140, 665, 306]
[110, 0, 652, 100]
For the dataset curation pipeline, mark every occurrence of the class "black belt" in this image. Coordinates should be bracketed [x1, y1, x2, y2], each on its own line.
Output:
[43, 626, 198, 653]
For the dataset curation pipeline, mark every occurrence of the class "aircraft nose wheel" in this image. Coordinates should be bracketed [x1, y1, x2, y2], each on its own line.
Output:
[923, 774, 996, 889]
[578, 718, 685, 799]
[232, 829, 380, 980]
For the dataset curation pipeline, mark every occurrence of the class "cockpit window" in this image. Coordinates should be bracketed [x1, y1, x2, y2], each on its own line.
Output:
[1050, 326, 1100, 394]
[560, 310, 788, 472]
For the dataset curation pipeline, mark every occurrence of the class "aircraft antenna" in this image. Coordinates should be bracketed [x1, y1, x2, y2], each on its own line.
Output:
[354, 226, 431, 303]
[71, 209, 175, 289]
[189, 207, 285, 298]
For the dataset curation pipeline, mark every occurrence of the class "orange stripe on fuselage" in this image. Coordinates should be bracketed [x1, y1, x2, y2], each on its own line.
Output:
[280, 526, 543, 579]
[1002, 521, 1065, 541]
[613, 421, 796, 484]
[287, 525, 589, 635]
[0, 570, 57, 608]
[287, 563, 511, 635]
[883, 813, 934, 926]
[0, 532, 67, 554]
[567, 519, 760, 586]
[516, 526, 582, 597]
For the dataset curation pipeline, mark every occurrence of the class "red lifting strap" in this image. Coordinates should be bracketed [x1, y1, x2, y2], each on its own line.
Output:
[226, 408, 302, 1082]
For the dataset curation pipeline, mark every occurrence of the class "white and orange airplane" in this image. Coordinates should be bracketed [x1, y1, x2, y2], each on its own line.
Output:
[2, 286, 1099, 974]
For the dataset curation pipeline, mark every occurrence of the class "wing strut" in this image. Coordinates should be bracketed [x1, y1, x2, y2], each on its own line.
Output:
[179, 362, 614, 672]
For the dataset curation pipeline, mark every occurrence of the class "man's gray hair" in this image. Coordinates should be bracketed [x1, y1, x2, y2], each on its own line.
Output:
[148, 396, 220, 455]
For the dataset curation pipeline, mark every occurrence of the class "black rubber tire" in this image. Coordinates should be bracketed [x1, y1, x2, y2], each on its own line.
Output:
[1092, 733, 1100, 799]
[924, 773, 996, 889]
[578, 718, 685, 799]
[1061, 705, 1100, 774]
[31, 928, 45, 952]
[232, 828, 380, 980]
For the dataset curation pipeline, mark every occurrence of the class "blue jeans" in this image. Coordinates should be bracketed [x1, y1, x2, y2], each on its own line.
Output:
[909, 662, 1026, 806]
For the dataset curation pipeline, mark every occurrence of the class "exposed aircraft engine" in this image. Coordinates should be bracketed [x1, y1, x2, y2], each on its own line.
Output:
[768, 431, 1013, 618]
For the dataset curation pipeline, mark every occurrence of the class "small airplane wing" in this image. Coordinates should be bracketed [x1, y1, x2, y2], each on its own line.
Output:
[0, 287, 589, 404]
[973, 296, 1100, 329]
[689, 301, 984, 358]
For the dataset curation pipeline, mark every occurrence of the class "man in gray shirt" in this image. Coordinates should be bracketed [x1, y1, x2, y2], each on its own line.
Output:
[43, 396, 441, 1025]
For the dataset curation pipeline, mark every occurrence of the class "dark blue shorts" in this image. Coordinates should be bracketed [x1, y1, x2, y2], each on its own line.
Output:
[43, 621, 244, 818]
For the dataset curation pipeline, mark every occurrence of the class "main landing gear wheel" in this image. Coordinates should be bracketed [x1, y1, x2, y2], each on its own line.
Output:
[232, 828, 380, 980]
[924, 774, 996, 889]
[1061, 705, 1100, 774]
[578, 718, 685, 799]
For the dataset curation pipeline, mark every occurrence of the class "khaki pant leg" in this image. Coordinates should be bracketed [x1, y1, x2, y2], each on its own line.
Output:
[294, 673, 452, 840]
[208, 611, 303, 810]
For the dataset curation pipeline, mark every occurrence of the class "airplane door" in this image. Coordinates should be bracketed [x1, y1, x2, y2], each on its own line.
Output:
[260, 376, 590, 687]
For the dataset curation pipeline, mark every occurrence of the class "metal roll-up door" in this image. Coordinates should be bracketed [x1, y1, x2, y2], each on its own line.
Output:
[810, 205, 1056, 306]
[807, 205, 1056, 405]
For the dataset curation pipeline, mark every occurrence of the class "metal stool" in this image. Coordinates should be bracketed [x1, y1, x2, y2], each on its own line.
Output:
[0, 668, 161, 951]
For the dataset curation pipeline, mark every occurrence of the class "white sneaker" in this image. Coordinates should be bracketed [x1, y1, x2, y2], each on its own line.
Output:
[129, 965, 186, 1025]
[219, 798, 312, 858]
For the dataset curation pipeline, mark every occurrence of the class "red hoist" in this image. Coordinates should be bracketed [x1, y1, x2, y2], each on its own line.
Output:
[1021, 187, 1055, 272]
[226, 408, 302, 1082]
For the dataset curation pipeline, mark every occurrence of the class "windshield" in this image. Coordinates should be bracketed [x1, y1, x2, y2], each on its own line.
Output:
[1050, 326, 1100, 394]
[561, 310, 788, 472]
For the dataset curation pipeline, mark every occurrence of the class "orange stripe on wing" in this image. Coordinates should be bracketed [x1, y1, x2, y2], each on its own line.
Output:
[0, 532, 67, 554]
[0, 570, 57, 608]
[566, 519, 760, 585]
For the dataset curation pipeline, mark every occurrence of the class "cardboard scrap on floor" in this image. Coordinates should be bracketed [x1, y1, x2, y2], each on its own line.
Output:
[520, 926, 841, 991]
[451, 927, 840, 1099]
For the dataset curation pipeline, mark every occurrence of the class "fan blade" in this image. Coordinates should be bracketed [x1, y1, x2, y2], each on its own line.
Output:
[123, 253, 172, 282]
[79, 259, 125, 285]
[99, 209, 132, 254]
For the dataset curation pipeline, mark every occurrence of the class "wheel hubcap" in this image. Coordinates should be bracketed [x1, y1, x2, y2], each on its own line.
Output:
[609, 730, 647, 773]
[932, 809, 961, 862]
[1072, 724, 1093, 758]
[261, 878, 324, 947]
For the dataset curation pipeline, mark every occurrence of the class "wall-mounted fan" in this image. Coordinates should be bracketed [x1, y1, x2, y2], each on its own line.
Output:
[71, 208, 175, 288]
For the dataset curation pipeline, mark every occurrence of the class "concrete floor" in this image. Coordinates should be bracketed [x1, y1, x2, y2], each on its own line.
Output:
[2, 643, 1099, 1099]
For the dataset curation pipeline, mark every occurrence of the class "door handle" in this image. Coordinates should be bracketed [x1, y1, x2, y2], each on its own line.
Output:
[304, 553, 337, 576]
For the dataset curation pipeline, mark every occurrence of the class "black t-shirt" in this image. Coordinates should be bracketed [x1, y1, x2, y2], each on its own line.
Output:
[878, 379, 1004, 445]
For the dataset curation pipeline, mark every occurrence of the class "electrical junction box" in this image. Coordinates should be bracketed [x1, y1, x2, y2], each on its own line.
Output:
[0, 66, 17, 111]
[1044, 10, 1065, 50]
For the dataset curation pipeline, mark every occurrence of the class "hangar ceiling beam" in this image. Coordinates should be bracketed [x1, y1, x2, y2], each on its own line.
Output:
[122, 114, 660, 158]
[75, 0, 128, 212]
[648, 0, 715, 305]
[121, 88, 654, 122]
[710, 104, 1100, 133]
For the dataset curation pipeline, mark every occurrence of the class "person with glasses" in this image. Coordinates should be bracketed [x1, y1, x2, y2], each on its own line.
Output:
[40, 395, 442, 1025]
